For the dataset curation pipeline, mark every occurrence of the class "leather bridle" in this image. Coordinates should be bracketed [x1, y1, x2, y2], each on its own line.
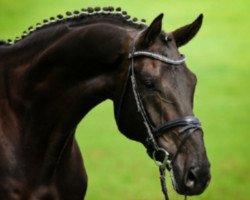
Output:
[115, 33, 202, 200]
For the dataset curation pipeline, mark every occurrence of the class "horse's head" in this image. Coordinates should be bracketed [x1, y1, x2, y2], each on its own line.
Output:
[114, 14, 210, 196]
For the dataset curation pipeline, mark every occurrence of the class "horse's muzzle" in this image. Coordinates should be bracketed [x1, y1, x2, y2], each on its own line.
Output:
[184, 164, 211, 195]
[171, 160, 211, 196]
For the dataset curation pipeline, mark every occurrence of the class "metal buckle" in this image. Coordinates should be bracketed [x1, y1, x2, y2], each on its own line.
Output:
[153, 148, 171, 169]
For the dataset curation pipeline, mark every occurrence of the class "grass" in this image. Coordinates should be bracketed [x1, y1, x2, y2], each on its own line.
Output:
[1, 0, 250, 199]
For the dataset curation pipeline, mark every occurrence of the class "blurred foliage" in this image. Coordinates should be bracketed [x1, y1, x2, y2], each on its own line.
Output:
[0, 0, 250, 199]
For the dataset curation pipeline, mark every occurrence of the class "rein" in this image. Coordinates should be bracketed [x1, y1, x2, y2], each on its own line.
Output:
[116, 33, 202, 200]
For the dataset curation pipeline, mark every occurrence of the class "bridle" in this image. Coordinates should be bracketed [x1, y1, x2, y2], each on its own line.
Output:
[115, 33, 202, 200]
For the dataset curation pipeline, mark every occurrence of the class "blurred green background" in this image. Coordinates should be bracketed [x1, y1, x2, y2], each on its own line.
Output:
[0, 0, 249, 199]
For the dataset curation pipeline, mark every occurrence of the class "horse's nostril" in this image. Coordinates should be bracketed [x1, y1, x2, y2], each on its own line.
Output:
[185, 167, 197, 189]
[183, 165, 211, 195]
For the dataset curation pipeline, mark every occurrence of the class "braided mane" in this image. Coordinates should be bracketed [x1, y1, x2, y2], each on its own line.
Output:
[0, 7, 147, 46]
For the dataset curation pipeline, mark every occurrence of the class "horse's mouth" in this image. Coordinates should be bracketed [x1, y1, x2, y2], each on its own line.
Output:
[147, 149, 210, 196]
[170, 167, 211, 196]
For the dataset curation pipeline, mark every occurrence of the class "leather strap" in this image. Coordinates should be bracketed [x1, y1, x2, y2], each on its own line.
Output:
[153, 116, 201, 137]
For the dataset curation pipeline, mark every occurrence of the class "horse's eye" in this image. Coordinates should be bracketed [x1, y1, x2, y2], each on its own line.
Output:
[143, 79, 155, 90]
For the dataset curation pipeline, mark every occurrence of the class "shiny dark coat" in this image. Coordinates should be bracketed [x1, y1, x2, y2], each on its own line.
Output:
[0, 8, 210, 200]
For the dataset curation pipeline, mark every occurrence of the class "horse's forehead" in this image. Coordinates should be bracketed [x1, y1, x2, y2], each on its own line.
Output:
[138, 59, 162, 77]
[147, 39, 181, 61]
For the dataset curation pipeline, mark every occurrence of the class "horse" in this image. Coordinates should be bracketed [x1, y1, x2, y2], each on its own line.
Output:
[0, 7, 210, 200]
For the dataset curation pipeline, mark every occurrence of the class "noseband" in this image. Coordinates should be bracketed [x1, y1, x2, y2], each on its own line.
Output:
[116, 33, 202, 200]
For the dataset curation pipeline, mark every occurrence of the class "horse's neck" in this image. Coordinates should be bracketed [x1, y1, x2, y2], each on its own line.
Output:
[5, 23, 129, 111]
[0, 21, 135, 182]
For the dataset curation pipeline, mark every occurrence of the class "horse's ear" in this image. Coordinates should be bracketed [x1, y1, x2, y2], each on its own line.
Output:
[172, 14, 203, 47]
[138, 13, 163, 48]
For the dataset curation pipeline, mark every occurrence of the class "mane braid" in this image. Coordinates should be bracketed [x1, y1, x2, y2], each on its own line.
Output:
[0, 6, 148, 46]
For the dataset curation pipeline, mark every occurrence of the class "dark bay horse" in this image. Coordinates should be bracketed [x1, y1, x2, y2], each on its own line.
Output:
[0, 7, 210, 200]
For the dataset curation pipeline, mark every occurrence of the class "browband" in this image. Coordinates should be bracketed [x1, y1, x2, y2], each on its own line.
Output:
[129, 51, 186, 65]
